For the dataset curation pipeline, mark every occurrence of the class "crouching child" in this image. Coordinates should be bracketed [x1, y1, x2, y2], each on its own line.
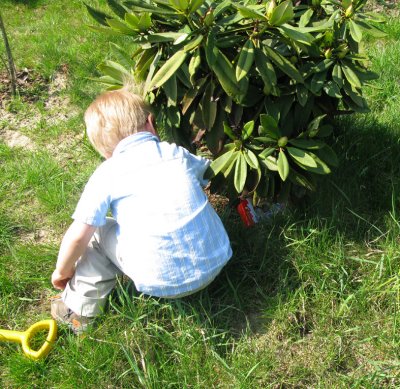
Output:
[50, 87, 232, 333]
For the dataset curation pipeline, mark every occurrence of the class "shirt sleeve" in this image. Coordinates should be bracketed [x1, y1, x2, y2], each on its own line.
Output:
[180, 148, 211, 187]
[71, 164, 111, 227]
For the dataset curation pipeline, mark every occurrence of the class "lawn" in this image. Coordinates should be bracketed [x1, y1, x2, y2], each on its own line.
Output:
[1, 0, 400, 387]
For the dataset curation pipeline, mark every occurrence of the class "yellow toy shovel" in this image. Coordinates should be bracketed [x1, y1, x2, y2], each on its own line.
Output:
[0, 319, 57, 360]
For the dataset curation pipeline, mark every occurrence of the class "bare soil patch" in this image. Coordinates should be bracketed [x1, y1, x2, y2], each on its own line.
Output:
[0, 67, 48, 103]
[366, 0, 399, 16]
[0, 128, 36, 150]
[0, 65, 79, 149]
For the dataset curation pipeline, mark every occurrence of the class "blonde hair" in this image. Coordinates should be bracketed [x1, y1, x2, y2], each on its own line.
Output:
[84, 87, 152, 158]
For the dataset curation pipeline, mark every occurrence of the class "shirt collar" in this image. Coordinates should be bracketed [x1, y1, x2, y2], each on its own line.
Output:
[113, 131, 159, 156]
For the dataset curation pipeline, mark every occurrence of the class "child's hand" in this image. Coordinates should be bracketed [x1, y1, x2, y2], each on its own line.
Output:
[51, 268, 74, 290]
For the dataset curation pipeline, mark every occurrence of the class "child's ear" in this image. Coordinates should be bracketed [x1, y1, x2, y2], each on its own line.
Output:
[146, 114, 159, 137]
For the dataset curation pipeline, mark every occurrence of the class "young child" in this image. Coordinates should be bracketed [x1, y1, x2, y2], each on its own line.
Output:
[50, 88, 232, 333]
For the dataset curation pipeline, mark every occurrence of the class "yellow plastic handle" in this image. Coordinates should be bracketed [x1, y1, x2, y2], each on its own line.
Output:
[0, 319, 58, 360]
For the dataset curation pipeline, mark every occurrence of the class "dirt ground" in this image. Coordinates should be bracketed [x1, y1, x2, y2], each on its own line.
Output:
[0, 65, 78, 149]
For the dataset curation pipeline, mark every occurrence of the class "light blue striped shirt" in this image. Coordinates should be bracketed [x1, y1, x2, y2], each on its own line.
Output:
[72, 131, 232, 297]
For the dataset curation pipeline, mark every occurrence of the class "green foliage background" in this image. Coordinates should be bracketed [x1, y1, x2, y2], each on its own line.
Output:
[87, 0, 385, 201]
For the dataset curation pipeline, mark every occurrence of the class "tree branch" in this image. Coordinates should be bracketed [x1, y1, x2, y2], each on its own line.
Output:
[0, 11, 17, 96]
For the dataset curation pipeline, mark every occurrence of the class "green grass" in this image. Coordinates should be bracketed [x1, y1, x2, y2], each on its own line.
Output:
[1, 1, 400, 388]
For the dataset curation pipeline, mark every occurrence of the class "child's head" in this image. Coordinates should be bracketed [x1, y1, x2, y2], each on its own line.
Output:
[84, 88, 154, 158]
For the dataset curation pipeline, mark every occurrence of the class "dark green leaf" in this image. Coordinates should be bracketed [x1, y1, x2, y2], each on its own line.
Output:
[169, 0, 189, 12]
[216, 35, 244, 48]
[135, 47, 157, 81]
[211, 49, 244, 99]
[166, 105, 181, 128]
[242, 120, 255, 140]
[299, 8, 313, 27]
[138, 13, 152, 30]
[323, 81, 342, 98]
[85, 3, 112, 26]
[163, 74, 177, 106]
[313, 59, 334, 73]
[188, 49, 201, 83]
[259, 114, 280, 139]
[236, 39, 255, 82]
[181, 77, 206, 114]
[183, 35, 204, 52]
[255, 136, 276, 144]
[88, 25, 123, 35]
[260, 155, 278, 171]
[264, 46, 303, 83]
[269, 0, 294, 26]
[95, 75, 123, 86]
[235, 4, 266, 20]
[278, 24, 314, 45]
[243, 149, 260, 170]
[223, 151, 240, 178]
[205, 31, 218, 67]
[341, 63, 362, 89]
[295, 18, 334, 33]
[144, 48, 162, 93]
[213, 0, 231, 18]
[234, 152, 248, 193]
[207, 148, 236, 177]
[176, 63, 192, 89]
[317, 124, 333, 138]
[296, 84, 308, 107]
[148, 50, 188, 91]
[288, 170, 316, 191]
[107, 0, 127, 19]
[254, 48, 277, 92]
[349, 19, 363, 42]
[125, 13, 140, 29]
[343, 82, 368, 108]
[310, 70, 328, 95]
[220, 95, 233, 114]
[287, 147, 317, 168]
[289, 149, 331, 174]
[98, 60, 131, 83]
[332, 63, 343, 88]
[124, 0, 175, 15]
[223, 122, 237, 141]
[201, 82, 217, 130]
[277, 150, 290, 181]
[106, 18, 137, 34]
[146, 32, 184, 43]
[289, 138, 326, 150]
[315, 145, 339, 167]
[189, 0, 205, 13]
[307, 114, 327, 137]
[355, 19, 386, 38]
[351, 66, 379, 82]
[258, 147, 275, 159]
[109, 43, 133, 70]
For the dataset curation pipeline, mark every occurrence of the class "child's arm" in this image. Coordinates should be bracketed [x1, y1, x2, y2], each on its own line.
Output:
[180, 148, 211, 187]
[51, 221, 96, 290]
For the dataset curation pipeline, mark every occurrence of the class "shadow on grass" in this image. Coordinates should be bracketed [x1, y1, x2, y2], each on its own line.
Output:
[5, 0, 44, 8]
[183, 115, 400, 339]
[310, 114, 400, 234]
[107, 210, 297, 341]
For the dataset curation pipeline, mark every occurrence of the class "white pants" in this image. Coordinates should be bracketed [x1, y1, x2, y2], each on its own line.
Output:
[62, 218, 124, 317]
[62, 218, 213, 317]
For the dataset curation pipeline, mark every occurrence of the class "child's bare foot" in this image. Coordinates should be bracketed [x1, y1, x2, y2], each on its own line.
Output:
[50, 295, 93, 334]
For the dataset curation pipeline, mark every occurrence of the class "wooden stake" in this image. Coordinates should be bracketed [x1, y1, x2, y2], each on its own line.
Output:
[0, 11, 17, 97]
